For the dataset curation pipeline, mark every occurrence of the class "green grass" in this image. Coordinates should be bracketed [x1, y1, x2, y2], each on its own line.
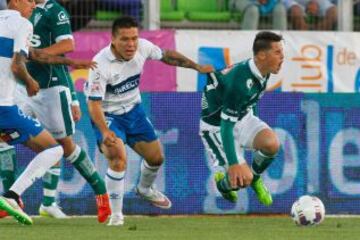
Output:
[0, 215, 359, 240]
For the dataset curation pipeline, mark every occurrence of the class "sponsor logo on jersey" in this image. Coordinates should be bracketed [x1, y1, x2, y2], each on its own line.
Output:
[246, 79, 254, 89]
[107, 74, 140, 95]
[201, 93, 208, 110]
[57, 11, 70, 25]
[224, 108, 237, 115]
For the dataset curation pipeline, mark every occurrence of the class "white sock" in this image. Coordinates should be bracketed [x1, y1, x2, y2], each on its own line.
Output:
[137, 160, 160, 192]
[105, 168, 125, 217]
[10, 145, 63, 196]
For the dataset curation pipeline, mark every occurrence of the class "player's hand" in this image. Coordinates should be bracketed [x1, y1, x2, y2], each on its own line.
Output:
[227, 163, 253, 188]
[196, 64, 215, 73]
[102, 130, 117, 147]
[71, 105, 82, 122]
[26, 79, 40, 96]
[70, 59, 97, 70]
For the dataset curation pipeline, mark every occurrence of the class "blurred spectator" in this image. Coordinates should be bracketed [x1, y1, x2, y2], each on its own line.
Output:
[229, 0, 287, 30]
[0, 0, 6, 10]
[284, 0, 337, 30]
[98, 0, 143, 23]
[355, 0, 360, 16]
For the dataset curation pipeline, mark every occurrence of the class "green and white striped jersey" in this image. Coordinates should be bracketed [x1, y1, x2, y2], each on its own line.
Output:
[27, 0, 76, 101]
[201, 58, 270, 126]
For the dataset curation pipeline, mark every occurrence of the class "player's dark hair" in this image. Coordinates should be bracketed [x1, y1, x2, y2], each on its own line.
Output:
[6, 0, 10, 4]
[253, 31, 283, 55]
[112, 16, 138, 36]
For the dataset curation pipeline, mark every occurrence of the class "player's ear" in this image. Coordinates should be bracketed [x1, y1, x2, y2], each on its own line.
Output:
[257, 51, 266, 60]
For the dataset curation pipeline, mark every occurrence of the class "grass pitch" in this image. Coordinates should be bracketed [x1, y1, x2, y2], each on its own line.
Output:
[1, 215, 359, 240]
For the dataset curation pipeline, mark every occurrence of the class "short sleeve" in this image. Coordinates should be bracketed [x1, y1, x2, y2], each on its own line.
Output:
[49, 6, 73, 43]
[139, 39, 163, 60]
[86, 63, 107, 101]
[13, 19, 33, 57]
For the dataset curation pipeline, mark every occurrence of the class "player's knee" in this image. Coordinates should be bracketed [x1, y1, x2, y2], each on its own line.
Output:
[59, 138, 76, 157]
[109, 157, 127, 171]
[146, 152, 164, 167]
[261, 135, 280, 156]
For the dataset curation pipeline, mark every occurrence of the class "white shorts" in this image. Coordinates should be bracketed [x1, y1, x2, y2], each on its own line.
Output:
[199, 110, 270, 167]
[15, 85, 75, 139]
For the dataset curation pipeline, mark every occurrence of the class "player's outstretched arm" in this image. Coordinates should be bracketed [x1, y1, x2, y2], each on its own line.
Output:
[29, 48, 97, 69]
[39, 39, 74, 56]
[161, 50, 214, 73]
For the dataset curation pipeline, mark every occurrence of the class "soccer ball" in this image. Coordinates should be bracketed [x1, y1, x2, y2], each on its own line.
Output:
[291, 195, 325, 226]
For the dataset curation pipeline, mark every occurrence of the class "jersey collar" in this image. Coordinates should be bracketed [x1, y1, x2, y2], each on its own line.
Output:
[248, 58, 267, 85]
[105, 45, 117, 62]
[106, 44, 133, 63]
[36, 0, 49, 9]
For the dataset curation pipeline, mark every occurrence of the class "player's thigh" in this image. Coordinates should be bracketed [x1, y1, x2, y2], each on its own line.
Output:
[25, 129, 59, 152]
[199, 120, 227, 167]
[132, 140, 164, 166]
[56, 136, 76, 157]
[233, 111, 270, 150]
[32, 86, 75, 139]
[126, 106, 163, 165]
[0, 106, 43, 147]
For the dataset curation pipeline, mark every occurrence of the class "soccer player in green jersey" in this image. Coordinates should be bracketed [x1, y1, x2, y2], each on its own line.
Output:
[0, 0, 111, 222]
[200, 31, 284, 206]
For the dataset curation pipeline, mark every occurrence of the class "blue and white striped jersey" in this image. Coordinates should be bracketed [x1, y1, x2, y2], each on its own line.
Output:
[85, 38, 163, 115]
[0, 10, 33, 106]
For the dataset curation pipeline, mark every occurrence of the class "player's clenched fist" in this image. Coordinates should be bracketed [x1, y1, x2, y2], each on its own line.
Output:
[26, 79, 40, 97]
[102, 130, 117, 147]
[227, 163, 253, 189]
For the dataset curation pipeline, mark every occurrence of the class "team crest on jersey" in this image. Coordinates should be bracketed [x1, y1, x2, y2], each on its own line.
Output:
[57, 11, 69, 23]
[246, 79, 254, 89]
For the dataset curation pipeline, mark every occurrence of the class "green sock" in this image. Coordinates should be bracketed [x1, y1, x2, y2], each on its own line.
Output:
[66, 145, 106, 195]
[0, 145, 16, 192]
[251, 150, 275, 183]
[42, 166, 60, 206]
